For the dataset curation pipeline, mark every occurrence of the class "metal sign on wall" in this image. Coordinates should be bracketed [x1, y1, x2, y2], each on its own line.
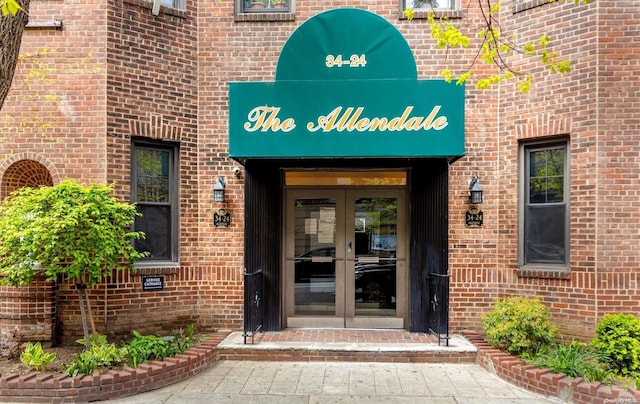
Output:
[142, 276, 164, 291]
[214, 209, 231, 228]
[229, 8, 465, 160]
[465, 208, 483, 227]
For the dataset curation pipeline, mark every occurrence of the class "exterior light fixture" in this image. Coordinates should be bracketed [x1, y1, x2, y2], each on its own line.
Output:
[469, 176, 483, 204]
[213, 177, 226, 203]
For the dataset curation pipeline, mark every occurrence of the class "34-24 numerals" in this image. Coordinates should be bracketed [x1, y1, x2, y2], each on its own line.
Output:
[325, 54, 367, 68]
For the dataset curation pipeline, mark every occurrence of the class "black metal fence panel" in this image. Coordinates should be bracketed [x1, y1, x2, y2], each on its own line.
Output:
[427, 272, 450, 346]
[243, 269, 263, 344]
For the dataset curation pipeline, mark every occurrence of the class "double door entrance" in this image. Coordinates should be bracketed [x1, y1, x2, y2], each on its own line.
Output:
[284, 186, 407, 328]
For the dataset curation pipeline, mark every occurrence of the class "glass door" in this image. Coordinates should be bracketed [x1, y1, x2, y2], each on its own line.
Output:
[284, 187, 406, 329]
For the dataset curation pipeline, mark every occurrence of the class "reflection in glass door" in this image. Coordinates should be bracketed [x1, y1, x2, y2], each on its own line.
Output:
[352, 197, 397, 317]
[285, 187, 405, 329]
[293, 197, 338, 316]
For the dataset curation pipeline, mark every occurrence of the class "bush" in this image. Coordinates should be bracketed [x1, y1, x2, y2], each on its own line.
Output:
[481, 296, 556, 357]
[529, 341, 614, 383]
[591, 313, 640, 375]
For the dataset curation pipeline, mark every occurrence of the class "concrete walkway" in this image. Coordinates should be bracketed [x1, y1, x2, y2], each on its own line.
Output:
[107, 360, 561, 403]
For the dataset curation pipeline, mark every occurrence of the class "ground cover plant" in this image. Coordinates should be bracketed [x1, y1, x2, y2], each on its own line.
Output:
[20, 342, 56, 372]
[0, 324, 202, 376]
[63, 325, 200, 376]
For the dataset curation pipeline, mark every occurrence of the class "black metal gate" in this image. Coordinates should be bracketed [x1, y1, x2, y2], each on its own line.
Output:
[427, 273, 450, 346]
[243, 269, 263, 344]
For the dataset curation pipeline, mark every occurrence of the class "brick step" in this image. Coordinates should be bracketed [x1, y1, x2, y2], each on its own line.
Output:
[216, 347, 477, 363]
[215, 331, 478, 363]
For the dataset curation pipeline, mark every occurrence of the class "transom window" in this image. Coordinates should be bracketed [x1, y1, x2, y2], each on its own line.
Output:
[131, 141, 179, 264]
[520, 141, 569, 267]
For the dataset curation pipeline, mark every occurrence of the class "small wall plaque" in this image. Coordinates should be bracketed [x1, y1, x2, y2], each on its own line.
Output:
[214, 209, 231, 228]
[142, 276, 164, 291]
[465, 207, 483, 227]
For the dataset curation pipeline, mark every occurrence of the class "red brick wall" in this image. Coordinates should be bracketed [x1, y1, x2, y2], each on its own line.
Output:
[1, 0, 638, 343]
[449, 0, 640, 341]
[0, 0, 107, 343]
[594, 1, 640, 318]
[0, 279, 55, 346]
[99, 0, 205, 340]
[0, 0, 107, 183]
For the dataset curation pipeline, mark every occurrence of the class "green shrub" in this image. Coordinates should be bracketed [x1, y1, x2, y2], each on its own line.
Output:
[122, 325, 199, 368]
[122, 331, 172, 368]
[481, 296, 556, 357]
[529, 341, 614, 383]
[591, 313, 640, 375]
[63, 334, 123, 377]
[20, 342, 56, 372]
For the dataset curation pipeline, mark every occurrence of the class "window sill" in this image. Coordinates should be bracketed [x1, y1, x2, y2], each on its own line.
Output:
[398, 9, 463, 20]
[133, 263, 180, 275]
[235, 11, 295, 22]
[513, 0, 548, 13]
[25, 21, 63, 30]
[517, 267, 571, 280]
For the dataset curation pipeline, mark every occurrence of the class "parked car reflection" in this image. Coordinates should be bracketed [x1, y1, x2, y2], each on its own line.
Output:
[294, 247, 395, 305]
[294, 247, 335, 282]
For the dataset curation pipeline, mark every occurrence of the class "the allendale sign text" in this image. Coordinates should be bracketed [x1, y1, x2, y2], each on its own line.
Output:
[229, 79, 464, 159]
[244, 105, 449, 133]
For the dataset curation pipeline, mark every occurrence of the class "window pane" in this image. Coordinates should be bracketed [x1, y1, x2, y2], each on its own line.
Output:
[525, 205, 566, 264]
[529, 147, 565, 204]
[135, 204, 171, 261]
[294, 198, 336, 315]
[406, 0, 453, 10]
[354, 198, 397, 316]
[244, 0, 289, 11]
[136, 148, 170, 203]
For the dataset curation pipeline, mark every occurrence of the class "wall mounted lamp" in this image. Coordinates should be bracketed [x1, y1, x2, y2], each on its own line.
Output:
[469, 176, 483, 204]
[213, 177, 226, 203]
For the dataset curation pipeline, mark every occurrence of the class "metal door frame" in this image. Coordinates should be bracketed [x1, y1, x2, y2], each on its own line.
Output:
[283, 186, 407, 329]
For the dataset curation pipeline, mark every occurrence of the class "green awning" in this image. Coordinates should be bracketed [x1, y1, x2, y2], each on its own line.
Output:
[229, 8, 465, 159]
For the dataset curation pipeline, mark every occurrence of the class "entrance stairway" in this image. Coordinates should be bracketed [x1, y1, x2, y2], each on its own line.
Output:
[215, 329, 478, 363]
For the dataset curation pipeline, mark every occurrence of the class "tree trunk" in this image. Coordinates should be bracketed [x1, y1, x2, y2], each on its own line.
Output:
[0, 0, 30, 110]
[76, 283, 97, 350]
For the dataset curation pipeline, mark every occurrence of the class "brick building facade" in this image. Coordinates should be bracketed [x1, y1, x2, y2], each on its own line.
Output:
[0, 0, 638, 345]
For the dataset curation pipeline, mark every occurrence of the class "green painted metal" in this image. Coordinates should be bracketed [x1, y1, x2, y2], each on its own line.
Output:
[230, 79, 463, 158]
[276, 8, 417, 81]
[229, 8, 465, 159]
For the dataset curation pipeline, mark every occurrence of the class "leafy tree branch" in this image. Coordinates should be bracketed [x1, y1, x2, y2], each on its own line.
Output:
[405, 0, 590, 93]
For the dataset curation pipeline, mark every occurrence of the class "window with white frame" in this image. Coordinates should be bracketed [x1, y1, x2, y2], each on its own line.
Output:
[132, 141, 179, 264]
[520, 141, 569, 267]
[404, 0, 458, 11]
[242, 0, 290, 13]
[151, 0, 185, 12]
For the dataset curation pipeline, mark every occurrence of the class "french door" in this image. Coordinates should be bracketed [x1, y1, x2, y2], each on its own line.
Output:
[284, 188, 406, 328]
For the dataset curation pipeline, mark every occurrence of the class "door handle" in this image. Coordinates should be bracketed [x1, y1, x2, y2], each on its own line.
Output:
[347, 242, 352, 253]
